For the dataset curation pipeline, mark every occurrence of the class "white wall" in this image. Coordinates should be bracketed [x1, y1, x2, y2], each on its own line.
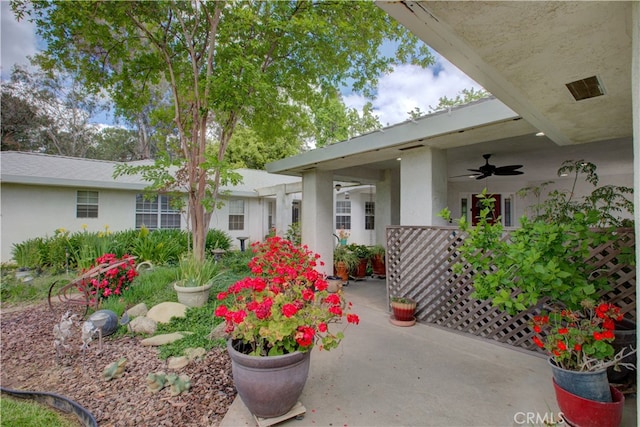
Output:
[1, 183, 137, 262]
[446, 173, 634, 226]
[333, 188, 377, 247]
[1, 184, 284, 262]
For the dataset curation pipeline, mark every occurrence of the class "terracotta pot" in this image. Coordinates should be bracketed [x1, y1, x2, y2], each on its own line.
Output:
[353, 258, 368, 279]
[227, 339, 311, 418]
[553, 379, 624, 427]
[372, 254, 385, 277]
[390, 298, 417, 322]
[335, 261, 349, 283]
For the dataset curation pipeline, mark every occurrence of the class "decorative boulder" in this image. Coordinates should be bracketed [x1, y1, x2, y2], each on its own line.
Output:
[127, 303, 149, 318]
[129, 317, 157, 335]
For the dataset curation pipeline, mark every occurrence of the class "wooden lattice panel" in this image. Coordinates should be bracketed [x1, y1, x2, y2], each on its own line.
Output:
[386, 226, 636, 354]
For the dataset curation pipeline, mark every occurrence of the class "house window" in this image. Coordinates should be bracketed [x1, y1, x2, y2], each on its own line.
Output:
[77, 190, 99, 218]
[336, 200, 351, 230]
[135, 194, 181, 229]
[268, 201, 275, 231]
[365, 201, 375, 230]
[228, 199, 245, 230]
[292, 200, 300, 224]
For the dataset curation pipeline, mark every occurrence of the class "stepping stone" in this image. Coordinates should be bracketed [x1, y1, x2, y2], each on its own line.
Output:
[147, 302, 188, 324]
[168, 356, 189, 370]
[141, 332, 191, 346]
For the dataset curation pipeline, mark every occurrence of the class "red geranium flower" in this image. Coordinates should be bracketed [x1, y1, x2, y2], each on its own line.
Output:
[215, 236, 359, 356]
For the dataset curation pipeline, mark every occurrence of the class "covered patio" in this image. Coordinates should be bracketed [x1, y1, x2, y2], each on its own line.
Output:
[220, 278, 637, 426]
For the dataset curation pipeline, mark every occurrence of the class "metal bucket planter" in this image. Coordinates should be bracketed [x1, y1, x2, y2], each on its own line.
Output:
[227, 339, 311, 418]
[549, 358, 612, 402]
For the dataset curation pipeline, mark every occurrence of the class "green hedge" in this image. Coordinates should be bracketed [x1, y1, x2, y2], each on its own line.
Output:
[11, 228, 232, 271]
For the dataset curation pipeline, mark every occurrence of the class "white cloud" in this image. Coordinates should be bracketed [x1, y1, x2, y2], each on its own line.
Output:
[0, 1, 39, 80]
[343, 53, 485, 127]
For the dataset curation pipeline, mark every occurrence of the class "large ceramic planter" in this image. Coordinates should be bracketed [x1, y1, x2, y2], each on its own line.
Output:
[608, 318, 636, 383]
[549, 358, 612, 402]
[173, 281, 213, 307]
[553, 379, 624, 427]
[227, 339, 311, 418]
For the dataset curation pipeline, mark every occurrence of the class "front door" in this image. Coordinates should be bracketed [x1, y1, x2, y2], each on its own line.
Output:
[471, 193, 501, 225]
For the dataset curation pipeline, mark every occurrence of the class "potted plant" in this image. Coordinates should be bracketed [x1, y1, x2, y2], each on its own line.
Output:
[215, 236, 359, 418]
[347, 244, 370, 280]
[81, 253, 139, 307]
[438, 160, 636, 426]
[389, 296, 417, 326]
[173, 254, 220, 307]
[369, 244, 386, 278]
[333, 246, 359, 284]
[531, 301, 634, 425]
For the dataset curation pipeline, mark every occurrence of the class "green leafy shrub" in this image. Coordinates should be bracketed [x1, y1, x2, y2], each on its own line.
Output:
[205, 229, 232, 252]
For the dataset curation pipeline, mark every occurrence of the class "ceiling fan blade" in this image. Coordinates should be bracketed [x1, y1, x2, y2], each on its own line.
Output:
[475, 174, 490, 180]
[494, 170, 524, 176]
[495, 165, 523, 171]
[450, 174, 477, 178]
[467, 169, 483, 173]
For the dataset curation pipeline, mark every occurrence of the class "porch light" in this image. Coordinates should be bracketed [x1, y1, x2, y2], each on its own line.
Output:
[535, 132, 545, 137]
[335, 184, 342, 191]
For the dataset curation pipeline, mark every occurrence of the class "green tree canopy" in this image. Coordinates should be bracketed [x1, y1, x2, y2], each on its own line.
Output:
[15, 0, 432, 260]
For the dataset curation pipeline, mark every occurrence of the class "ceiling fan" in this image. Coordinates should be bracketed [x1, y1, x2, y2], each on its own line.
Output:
[465, 154, 524, 180]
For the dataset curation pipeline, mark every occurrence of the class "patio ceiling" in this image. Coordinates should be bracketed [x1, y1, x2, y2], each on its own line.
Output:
[267, 2, 634, 185]
[377, 1, 633, 147]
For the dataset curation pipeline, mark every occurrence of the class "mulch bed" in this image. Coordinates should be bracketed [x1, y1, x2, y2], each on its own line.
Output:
[1, 303, 236, 426]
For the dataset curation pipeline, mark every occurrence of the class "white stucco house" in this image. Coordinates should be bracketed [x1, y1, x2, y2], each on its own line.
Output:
[0, 152, 306, 262]
[264, 1, 638, 280]
[0, 151, 387, 263]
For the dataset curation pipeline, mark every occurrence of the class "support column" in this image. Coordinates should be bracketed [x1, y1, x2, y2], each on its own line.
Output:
[375, 169, 400, 247]
[400, 147, 448, 226]
[301, 170, 334, 276]
[631, 2, 639, 383]
[274, 187, 293, 238]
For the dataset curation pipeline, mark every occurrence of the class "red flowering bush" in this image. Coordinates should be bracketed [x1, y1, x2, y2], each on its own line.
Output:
[215, 236, 359, 356]
[531, 300, 627, 371]
[80, 253, 138, 303]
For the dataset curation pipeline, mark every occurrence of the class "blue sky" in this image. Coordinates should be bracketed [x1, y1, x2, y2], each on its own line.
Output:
[0, 1, 484, 128]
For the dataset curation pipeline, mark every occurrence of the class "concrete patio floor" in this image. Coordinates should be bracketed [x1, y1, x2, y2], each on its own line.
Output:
[220, 278, 637, 427]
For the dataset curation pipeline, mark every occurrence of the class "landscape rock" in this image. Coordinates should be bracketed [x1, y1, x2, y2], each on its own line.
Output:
[129, 316, 157, 335]
[147, 302, 188, 324]
[208, 322, 229, 340]
[127, 303, 149, 318]
[184, 347, 207, 362]
[167, 356, 189, 370]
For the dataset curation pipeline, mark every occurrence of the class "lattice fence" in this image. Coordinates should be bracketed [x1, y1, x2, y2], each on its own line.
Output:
[386, 226, 636, 354]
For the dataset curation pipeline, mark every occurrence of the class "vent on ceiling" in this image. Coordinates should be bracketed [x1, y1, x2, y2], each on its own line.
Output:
[566, 76, 605, 101]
